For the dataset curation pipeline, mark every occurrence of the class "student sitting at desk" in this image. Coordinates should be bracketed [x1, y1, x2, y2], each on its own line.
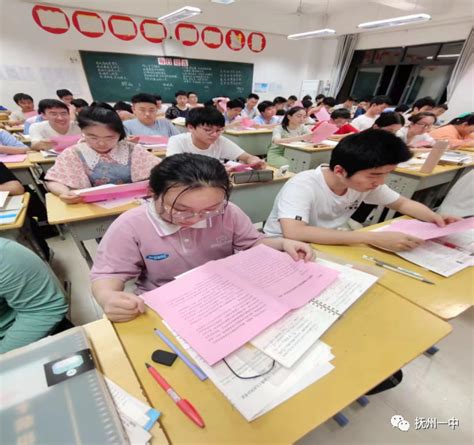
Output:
[45, 106, 160, 204]
[187, 91, 203, 109]
[0, 238, 69, 353]
[123, 93, 179, 137]
[396, 112, 436, 147]
[153, 94, 169, 118]
[223, 99, 244, 126]
[333, 96, 355, 112]
[166, 107, 265, 168]
[286, 95, 298, 110]
[429, 113, 474, 148]
[8, 93, 35, 125]
[351, 95, 391, 131]
[29, 99, 81, 151]
[90, 154, 312, 322]
[273, 96, 287, 113]
[372, 112, 405, 134]
[403, 96, 435, 120]
[70, 98, 89, 116]
[264, 130, 459, 251]
[267, 106, 312, 168]
[165, 90, 189, 119]
[0, 129, 28, 155]
[241, 93, 260, 119]
[253, 101, 280, 127]
[432, 103, 448, 125]
[311, 109, 358, 135]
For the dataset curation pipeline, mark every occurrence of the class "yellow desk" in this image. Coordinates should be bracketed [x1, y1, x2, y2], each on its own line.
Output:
[114, 284, 451, 444]
[224, 128, 273, 156]
[312, 219, 473, 320]
[4, 124, 24, 133]
[0, 192, 30, 232]
[281, 142, 335, 173]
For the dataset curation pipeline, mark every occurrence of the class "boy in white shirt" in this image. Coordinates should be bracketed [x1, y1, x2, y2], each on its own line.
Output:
[264, 129, 459, 252]
[9, 93, 35, 124]
[241, 93, 260, 119]
[166, 107, 265, 168]
[254, 101, 279, 127]
[351, 95, 391, 131]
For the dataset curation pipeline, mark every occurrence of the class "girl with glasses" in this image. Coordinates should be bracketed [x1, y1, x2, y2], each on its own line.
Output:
[45, 106, 160, 204]
[396, 112, 436, 148]
[91, 153, 312, 322]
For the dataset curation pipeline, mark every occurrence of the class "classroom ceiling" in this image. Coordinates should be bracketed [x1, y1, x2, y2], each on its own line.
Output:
[22, 0, 474, 35]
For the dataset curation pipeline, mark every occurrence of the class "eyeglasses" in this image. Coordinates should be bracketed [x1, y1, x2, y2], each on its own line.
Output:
[160, 200, 227, 222]
[222, 357, 276, 380]
[198, 126, 225, 135]
[414, 122, 433, 129]
[46, 112, 69, 118]
[83, 134, 119, 143]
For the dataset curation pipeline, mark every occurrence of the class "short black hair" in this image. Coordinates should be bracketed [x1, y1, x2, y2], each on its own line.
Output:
[434, 103, 448, 111]
[257, 100, 274, 113]
[322, 97, 336, 107]
[449, 113, 474, 126]
[329, 129, 411, 177]
[288, 95, 298, 101]
[90, 101, 115, 111]
[370, 95, 391, 106]
[302, 95, 312, 102]
[186, 106, 225, 128]
[302, 99, 313, 109]
[149, 153, 232, 203]
[408, 112, 437, 124]
[248, 93, 259, 100]
[227, 99, 244, 109]
[131, 93, 157, 105]
[315, 94, 325, 101]
[273, 96, 287, 105]
[77, 106, 126, 140]
[394, 104, 410, 113]
[153, 94, 162, 102]
[175, 90, 187, 98]
[37, 99, 68, 113]
[276, 109, 285, 116]
[71, 98, 88, 109]
[345, 96, 355, 102]
[13, 93, 33, 104]
[56, 89, 73, 98]
[412, 96, 435, 110]
[374, 111, 405, 128]
[187, 91, 197, 97]
[113, 101, 133, 113]
[331, 109, 351, 120]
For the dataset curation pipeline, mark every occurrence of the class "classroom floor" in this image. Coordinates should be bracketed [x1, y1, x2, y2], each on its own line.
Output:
[48, 232, 473, 445]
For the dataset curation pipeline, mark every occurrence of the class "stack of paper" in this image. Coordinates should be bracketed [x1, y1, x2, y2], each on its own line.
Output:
[74, 181, 149, 204]
[40, 149, 59, 158]
[0, 195, 23, 225]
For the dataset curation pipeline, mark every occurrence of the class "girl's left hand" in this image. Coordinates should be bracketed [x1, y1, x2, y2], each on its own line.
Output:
[282, 239, 314, 262]
[430, 214, 462, 227]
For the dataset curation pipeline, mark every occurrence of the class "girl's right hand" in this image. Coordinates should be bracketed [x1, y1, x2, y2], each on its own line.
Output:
[100, 291, 146, 322]
[59, 191, 83, 204]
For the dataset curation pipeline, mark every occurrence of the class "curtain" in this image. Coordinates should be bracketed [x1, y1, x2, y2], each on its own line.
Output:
[447, 27, 474, 101]
[328, 33, 358, 97]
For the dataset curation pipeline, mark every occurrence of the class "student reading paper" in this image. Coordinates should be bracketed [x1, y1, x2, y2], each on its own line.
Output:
[90, 154, 312, 322]
[45, 106, 159, 204]
[351, 95, 391, 131]
[166, 107, 265, 168]
[429, 113, 474, 148]
[264, 130, 459, 251]
[396, 112, 436, 147]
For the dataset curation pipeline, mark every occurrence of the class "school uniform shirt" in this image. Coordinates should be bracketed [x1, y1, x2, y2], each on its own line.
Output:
[123, 118, 179, 137]
[264, 165, 400, 235]
[396, 127, 435, 147]
[0, 130, 27, 148]
[166, 133, 244, 161]
[0, 238, 68, 353]
[45, 140, 160, 189]
[29, 120, 81, 143]
[241, 106, 259, 119]
[312, 122, 359, 135]
[253, 115, 280, 125]
[224, 113, 241, 125]
[23, 115, 44, 135]
[350, 114, 378, 131]
[91, 201, 265, 293]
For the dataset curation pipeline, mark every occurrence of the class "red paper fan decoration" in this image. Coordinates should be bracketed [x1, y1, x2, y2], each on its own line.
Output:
[140, 19, 167, 43]
[201, 26, 223, 49]
[175, 23, 199, 46]
[248, 32, 266, 53]
[32, 5, 70, 34]
[108, 15, 137, 41]
[225, 29, 245, 51]
[72, 11, 105, 38]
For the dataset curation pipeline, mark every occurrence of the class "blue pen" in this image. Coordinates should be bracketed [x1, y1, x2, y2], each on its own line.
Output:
[154, 328, 208, 381]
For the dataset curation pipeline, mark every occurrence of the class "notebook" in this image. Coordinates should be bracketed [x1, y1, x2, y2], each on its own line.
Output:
[0, 327, 128, 444]
[0, 195, 23, 225]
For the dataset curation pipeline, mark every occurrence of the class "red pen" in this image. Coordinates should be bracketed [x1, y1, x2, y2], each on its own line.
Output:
[145, 363, 205, 428]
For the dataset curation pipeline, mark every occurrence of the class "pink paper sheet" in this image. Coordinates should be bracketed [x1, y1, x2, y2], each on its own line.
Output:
[311, 122, 338, 144]
[142, 244, 339, 365]
[137, 135, 169, 145]
[239, 117, 255, 129]
[50, 134, 82, 152]
[315, 107, 331, 122]
[0, 154, 27, 163]
[385, 217, 474, 240]
[23, 111, 38, 118]
[78, 180, 149, 203]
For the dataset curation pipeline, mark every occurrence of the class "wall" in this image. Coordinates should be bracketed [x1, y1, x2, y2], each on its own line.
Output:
[0, 1, 321, 109]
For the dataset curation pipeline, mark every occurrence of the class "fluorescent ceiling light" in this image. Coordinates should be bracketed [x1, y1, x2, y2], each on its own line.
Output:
[211, 0, 235, 4]
[158, 6, 202, 24]
[358, 13, 431, 30]
[287, 29, 336, 40]
[426, 54, 460, 60]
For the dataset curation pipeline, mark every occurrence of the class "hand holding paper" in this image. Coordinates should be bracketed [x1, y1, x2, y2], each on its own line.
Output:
[311, 122, 338, 144]
[50, 134, 82, 152]
[385, 217, 474, 240]
[75, 180, 150, 203]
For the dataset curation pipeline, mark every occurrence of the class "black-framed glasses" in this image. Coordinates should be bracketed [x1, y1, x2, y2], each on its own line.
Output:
[222, 357, 276, 380]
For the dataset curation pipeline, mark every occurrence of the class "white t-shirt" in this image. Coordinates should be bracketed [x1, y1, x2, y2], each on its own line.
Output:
[166, 132, 244, 160]
[264, 165, 400, 235]
[351, 114, 377, 131]
[396, 126, 435, 146]
[29, 120, 81, 142]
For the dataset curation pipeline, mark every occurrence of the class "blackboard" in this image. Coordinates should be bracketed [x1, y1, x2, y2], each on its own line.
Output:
[79, 51, 254, 103]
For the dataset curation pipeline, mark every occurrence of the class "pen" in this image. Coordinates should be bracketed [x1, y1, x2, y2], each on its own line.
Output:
[362, 255, 435, 285]
[363, 255, 424, 277]
[154, 328, 207, 381]
[145, 363, 205, 428]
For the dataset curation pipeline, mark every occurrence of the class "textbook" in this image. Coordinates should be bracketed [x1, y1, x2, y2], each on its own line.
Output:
[74, 180, 150, 203]
[137, 135, 168, 147]
[50, 134, 82, 152]
[0, 154, 27, 163]
[0, 195, 23, 225]
[143, 245, 339, 365]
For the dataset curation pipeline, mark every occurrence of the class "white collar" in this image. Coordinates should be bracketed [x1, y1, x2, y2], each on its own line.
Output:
[76, 140, 130, 170]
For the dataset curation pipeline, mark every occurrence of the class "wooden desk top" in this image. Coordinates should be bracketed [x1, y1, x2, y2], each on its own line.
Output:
[46, 193, 141, 225]
[224, 128, 273, 135]
[312, 218, 473, 320]
[28, 151, 56, 164]
[4, 125, 24, 133]
[0, 192, 30, 231]
[394, 162, 468, 177]
[114, 284, 451, 444]
[4, 158, 33, 170]
[281, 141, 335, 152]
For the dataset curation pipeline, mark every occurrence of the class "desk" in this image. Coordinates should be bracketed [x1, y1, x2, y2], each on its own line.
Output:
[312, 219, 473, 320]
[46, 193, 140, 266]
[28, 151, 56, 173]
[223, 128, 273, 156]
[4, 124, 24, 133]
[114, 284, 451, 444]
[282, 142, 334, 173]
[171, 119, 188, 134]
[0, 192, 30, 233]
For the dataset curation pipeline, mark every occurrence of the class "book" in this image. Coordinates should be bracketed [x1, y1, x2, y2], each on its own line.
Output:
[0, 154, 27, 163]
[74, 181, 150, 203]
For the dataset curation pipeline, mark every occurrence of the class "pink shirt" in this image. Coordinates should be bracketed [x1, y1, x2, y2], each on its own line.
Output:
[91, 201, 265, 293]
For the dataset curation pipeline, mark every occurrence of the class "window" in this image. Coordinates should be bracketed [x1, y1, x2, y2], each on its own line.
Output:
[373, 48, 403, 65]
[437, 41, 463, 61]
[404, 44, 439, 64]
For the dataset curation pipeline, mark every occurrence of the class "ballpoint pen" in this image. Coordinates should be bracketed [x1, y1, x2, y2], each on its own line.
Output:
[154, 328, 207, 381]
[145, 363, 205, 428]
[362, 255, 435, 285]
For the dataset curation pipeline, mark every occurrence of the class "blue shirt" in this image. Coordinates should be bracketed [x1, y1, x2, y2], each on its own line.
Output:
[253, 115, 280, 125]
[0, 130, 27, 148]
[24, 115, 44, 135]
[123, 118, 179, 137]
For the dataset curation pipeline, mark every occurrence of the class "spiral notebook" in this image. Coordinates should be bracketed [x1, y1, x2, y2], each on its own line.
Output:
[0, 327, 128, 444]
